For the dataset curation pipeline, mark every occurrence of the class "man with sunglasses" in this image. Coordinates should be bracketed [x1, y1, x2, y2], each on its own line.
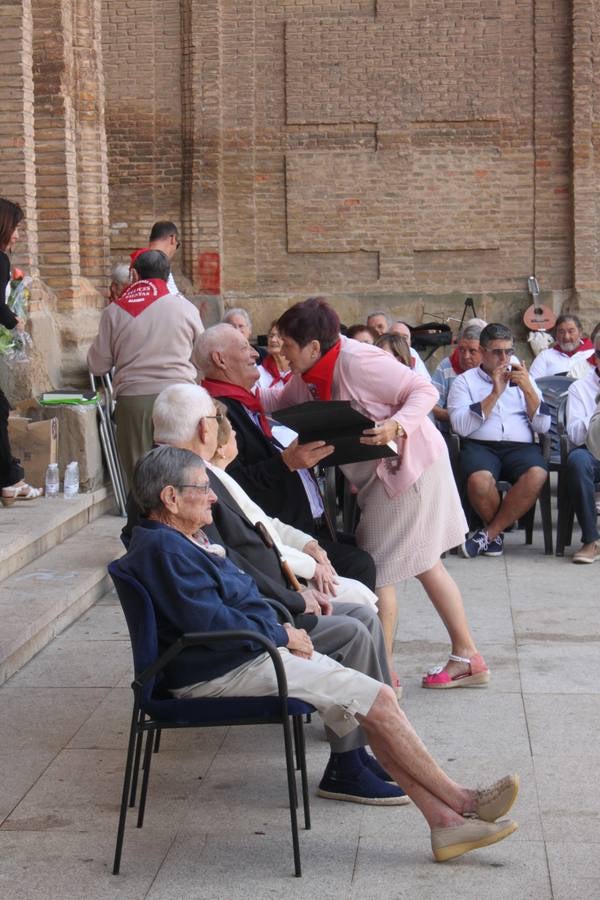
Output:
[129, 220, 183, 296]
[447, 323, 550, 558]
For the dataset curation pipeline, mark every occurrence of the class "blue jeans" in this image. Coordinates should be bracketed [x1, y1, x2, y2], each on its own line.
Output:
[566, 447, 600, 544]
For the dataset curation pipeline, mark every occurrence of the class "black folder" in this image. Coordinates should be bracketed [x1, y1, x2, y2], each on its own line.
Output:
[271, 400, 398, 467]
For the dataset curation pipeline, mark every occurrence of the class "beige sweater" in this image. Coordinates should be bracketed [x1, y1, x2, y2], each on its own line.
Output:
[87, 292, 204, 397]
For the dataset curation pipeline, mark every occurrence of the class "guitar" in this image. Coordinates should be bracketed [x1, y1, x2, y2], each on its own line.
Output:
[523, 276, 556, 331]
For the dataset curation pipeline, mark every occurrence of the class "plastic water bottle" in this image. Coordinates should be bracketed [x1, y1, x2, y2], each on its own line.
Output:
[45, 463, 60, 497]
[63, 461, 80, 499]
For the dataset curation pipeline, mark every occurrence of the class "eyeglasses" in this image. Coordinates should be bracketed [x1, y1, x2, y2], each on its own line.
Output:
[204, 413, 224, 424]
[487, 347, 514, 357]
[177, 483, 212, 494]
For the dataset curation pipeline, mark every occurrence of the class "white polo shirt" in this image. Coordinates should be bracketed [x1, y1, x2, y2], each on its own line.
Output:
[566, 367, 600, 447]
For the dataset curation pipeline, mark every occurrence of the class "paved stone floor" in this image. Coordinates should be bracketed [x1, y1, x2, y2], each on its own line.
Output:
[1, 524, 599, 899]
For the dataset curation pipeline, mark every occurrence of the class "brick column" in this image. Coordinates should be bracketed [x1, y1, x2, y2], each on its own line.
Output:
[0, 0, 39, 272]
[73, 0, 110, 295]
[32, 0, 81, 308]
[180, 0, 222, 292]
[220, 0, 257, 294]
[571, 0, 600, 309]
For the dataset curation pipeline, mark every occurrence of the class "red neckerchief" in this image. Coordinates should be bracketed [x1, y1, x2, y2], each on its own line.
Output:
[449, 347, 464, 375]
[202, 378, 273, 438]
[555, 337, 594, 358]
[114, 278, 170, 317]
[589, 354, 597, 367]
[301, 339, 342, 401]
[262, 354, 292, 385]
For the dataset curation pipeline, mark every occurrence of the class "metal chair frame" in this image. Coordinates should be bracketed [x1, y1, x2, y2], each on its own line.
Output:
[109, 562, 312, 878]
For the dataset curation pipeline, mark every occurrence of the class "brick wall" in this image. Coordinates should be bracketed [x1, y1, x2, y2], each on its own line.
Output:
[94, 1, 596, 333]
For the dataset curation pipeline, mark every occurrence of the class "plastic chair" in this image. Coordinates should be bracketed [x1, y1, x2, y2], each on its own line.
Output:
[108, 560, 313, 878]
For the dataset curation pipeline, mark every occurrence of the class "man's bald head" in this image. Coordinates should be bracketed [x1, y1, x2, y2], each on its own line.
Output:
[197, 323, 260, 391]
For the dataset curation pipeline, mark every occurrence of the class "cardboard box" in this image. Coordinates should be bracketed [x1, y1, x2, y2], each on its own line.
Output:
[7, 415, 59, 489]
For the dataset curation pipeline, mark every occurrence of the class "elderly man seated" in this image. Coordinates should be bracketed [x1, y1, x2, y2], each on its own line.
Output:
[119, 445, 519, 863]
[448, 323, 550, 559]
[565, 330, 600, 564]
[198, 324, 376, 591]
[529, 313, 593, 379]
[431, 324, 483, 433]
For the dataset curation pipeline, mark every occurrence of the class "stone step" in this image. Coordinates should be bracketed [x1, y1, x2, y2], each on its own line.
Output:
[0, 513, 124, 685]
[0, 487, 118, 583]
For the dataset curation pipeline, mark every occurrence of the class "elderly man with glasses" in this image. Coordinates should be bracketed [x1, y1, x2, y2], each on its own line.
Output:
[447, 323, 551, 559]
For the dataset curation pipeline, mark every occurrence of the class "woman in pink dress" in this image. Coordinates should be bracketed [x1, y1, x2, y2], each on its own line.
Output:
[266, 297, 488, 691]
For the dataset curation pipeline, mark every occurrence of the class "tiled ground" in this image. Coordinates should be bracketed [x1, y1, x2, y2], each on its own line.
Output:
[1, 526, 599, 899]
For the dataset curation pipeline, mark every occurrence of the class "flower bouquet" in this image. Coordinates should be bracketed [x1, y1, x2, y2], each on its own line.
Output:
[0, 267, 32, 361]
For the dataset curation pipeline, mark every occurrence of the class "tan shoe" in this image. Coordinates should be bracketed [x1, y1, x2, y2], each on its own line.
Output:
[572, 541, 600, 564]
[431, 817, 518, 862]
[473, 774, 519, 822]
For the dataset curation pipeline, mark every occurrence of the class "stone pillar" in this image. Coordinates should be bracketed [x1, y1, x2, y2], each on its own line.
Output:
[571, 0, 600, 318]
[0, 0, 39, 272]
[31, 0, 81, 309]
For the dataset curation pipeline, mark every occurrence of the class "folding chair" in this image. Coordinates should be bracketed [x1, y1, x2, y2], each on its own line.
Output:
[109, 560, 313, 878]
[90, 372, 128, 516]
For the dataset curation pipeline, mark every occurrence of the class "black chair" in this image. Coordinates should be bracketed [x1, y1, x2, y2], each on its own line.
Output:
[108, 559, 313, 878]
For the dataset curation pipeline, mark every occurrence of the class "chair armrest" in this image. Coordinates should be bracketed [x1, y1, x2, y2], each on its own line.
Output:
[265, 597, 295, 625]
[539, 432, 551, 460]
[134, 629, 292, 701]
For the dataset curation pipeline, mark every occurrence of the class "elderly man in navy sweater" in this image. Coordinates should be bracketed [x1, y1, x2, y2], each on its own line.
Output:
[118, 445, 519, 863]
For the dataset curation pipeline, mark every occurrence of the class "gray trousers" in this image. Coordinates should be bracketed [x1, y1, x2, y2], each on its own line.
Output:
[309, 600, 390, 753]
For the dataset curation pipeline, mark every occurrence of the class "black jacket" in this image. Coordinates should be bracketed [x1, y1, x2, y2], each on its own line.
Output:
[217, 396, 316, 533]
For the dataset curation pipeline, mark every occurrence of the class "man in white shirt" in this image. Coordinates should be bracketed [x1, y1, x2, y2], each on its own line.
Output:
[529, 314, 594, 379]
[565, 333, 600, 563]
[448, 323, 550, 558]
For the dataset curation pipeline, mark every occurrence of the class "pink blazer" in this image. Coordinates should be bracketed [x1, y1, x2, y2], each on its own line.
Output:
[261, 337, 444, 496]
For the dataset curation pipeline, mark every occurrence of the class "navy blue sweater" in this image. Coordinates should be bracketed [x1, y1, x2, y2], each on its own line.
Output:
[121, 520, 289, 690]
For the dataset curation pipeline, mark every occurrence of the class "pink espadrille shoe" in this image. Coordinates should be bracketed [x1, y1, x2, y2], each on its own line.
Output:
[422, 653, 490, 689]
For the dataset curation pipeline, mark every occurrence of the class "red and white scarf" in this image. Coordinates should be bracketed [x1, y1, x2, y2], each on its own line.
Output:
[301, 339, 342, 401]
[114, 278, 170, 318]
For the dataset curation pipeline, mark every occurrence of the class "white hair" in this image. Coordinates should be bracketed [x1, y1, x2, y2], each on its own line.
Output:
[111, 262, 130, 284]
[195, 323, 238, 378]
[152, 384, 215, 444]
[367, 310, 391, 327]
[223, 307, 252, 329]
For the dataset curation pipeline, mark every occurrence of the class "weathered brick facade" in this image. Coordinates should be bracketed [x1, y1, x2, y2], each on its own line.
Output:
[2, 0, 600, 360]
[101, 0, 592, 333]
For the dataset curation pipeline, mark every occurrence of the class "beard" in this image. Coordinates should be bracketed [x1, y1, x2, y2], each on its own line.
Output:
[559, 340, 580, 352]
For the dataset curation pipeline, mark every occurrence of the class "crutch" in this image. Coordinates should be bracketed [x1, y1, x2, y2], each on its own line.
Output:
[90, 373, 127, 517]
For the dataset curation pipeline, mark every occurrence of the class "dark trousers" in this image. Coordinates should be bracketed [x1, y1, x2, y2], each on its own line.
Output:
[567, 447, 600, 544]
[317, 529, 377, 592]
[0, 388, 24, 489]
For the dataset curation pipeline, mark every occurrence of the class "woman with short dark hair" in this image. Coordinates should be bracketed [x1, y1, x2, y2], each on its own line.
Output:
[268, 297, 487, 693]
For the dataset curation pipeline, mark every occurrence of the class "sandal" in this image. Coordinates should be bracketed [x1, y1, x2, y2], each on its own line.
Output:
[422, 653, 490, 689]
[1, 483, 44, 506]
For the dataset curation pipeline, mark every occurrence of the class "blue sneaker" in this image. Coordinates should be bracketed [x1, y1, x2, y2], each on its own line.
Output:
[317, 757, 410, 806]
[483, 533, 504, 557]
[459, 529, 489, 559]
[358, 747, 393, 782]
